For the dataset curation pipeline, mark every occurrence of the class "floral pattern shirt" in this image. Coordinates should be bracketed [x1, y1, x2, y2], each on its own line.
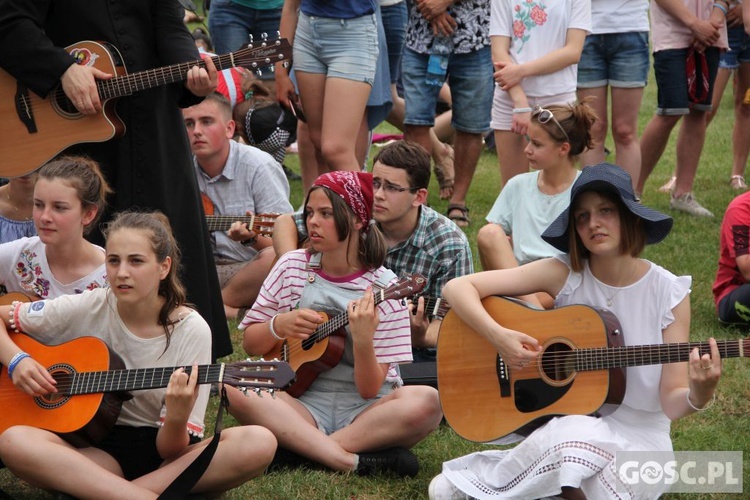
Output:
[405, 0, 490, 54]
[0, 236, 107, 299]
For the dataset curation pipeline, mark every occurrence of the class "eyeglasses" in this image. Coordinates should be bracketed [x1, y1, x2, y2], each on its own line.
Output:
[533, 105, 570, 144]
[373, 179, 418, 194]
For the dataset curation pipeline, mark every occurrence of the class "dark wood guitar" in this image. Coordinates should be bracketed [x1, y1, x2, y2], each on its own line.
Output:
[200, 192, 280, 234]
[0, 334, 295, 447]
[410, 294, 450, 320]
[264, 274, 427, 397]
[437, 296, 750, 443]
[0, 39, 291, 178]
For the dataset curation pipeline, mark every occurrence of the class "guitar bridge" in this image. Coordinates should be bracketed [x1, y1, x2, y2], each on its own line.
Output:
[496, 354, 511, 397]
[15, 83, 37, 134]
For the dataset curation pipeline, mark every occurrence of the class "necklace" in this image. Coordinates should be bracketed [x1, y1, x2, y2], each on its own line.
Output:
[594, 262, 639, 308]
[5, 192, 19, 213]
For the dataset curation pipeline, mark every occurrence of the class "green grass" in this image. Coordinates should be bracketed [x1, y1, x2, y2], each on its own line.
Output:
[3, 40, 750, 500]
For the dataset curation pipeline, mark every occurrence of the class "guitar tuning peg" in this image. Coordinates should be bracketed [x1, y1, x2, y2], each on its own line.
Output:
[239, 387, 248, 395]
[248, 34, 254, 43]
[261, 32, 268, 41]
[276, 30, 280, 40]
[268, 389, 277, 399]
[253, 388, 263, 397]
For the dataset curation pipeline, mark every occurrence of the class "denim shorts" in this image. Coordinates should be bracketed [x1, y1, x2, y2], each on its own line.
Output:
[653, 47, 720, 115]
[380, 1, 408, 83]
[719, 26, 750, 70]
[402, 46, 493, 133]
[577, 31, 650, 88]
[293, 12, 378, 85]
[207, 0, 282, 79]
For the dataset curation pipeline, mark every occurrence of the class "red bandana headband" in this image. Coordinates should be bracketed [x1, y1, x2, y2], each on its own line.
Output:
[312, 171, 374, 228]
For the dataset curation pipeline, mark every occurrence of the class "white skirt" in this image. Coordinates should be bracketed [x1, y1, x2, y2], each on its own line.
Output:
[442, 406, 672, 499]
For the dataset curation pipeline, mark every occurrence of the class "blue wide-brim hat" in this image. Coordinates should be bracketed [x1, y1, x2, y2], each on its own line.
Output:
[541, 163, 673, 252]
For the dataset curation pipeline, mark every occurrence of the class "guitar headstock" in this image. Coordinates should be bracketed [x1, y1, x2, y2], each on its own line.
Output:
[381, 274, 428, 302]
[222, 359, 295, 391]
[232, 39, 292, 70]
[253, 213, 282, 237]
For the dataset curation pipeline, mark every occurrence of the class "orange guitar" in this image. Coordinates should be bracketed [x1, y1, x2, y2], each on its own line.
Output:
[0, 39, 291, 178]
[0, 292, 37, 306]
[200, 192, 280, 234]
[437, 296, 750, 443]
[0, 334, 294, 447]
[265, 274, 427, 397]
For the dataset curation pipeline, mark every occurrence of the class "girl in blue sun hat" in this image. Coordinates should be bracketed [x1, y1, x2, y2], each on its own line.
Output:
[431, 163, 722, 499]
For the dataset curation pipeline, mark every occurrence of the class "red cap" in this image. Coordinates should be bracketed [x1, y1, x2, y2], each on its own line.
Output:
[312, 171, 373, 228]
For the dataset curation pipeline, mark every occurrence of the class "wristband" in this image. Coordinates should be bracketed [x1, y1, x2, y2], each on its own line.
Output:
[241, 235, 258, 247]
[687, 390, 716, 411]
[512, 107, 532, 114]
[7, 351, 30, 380]
[713, 3, 728, 15]
[269, 314, 283, 341]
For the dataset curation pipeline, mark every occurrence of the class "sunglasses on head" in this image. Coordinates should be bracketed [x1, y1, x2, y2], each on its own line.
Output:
[532, 105, 570, 143]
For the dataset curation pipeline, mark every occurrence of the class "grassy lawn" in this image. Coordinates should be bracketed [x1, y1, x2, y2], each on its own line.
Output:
[3, 19, 750, 499]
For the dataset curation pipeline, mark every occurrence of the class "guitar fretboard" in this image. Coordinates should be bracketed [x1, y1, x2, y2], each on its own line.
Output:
[62, 364, 224, 396]
[573, 339, 748, 371]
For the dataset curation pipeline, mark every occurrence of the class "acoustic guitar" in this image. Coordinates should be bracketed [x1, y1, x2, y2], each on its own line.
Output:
[0, 39, 291, 178]
[264, 274, 427, 397]
[0, 333, 295, 447]
[437, 296, 750, 443]
[0, 292, 37, 306]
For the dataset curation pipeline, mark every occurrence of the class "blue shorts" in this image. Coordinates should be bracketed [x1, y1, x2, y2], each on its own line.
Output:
[577, 31, 650, 88]
[380, 2, 408, 84]
[297, 379, 394, 435]
[719, 26, 750, 70]
[293, 12, 378, 85]
[402, 46, 493, 133]
[653, 47, 720, 115]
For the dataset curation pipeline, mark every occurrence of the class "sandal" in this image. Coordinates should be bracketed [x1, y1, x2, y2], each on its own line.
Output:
[658, 176, 676, 193]
[447, 203, 470, 228]
[433, 144, 455, 201]
[730, 175, 748, 190]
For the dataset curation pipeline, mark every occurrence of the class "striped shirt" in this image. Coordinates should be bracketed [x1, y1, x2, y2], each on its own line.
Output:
[241, 249, 413, 377]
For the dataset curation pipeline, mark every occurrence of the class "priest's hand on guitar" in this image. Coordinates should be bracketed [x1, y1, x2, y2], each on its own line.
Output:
[7, 353, 57, 397]
[185, 53, 218, 97]
[61, 62, 113, 115]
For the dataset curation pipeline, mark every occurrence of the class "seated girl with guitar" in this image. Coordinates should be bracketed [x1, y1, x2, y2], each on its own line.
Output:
[431, 164, 722, 499]
[0, 156, 109, 299]
[0, 211, 276, 498]
[226, 171, 443, 477]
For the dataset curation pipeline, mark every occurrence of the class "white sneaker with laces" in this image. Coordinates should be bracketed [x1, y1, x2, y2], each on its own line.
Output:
[428, 474, 470, 500]
[670, 192, 714, 218]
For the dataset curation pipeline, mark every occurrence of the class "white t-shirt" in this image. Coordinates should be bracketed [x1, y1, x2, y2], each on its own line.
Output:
[590, 0, 649, 34]
[0, 237, 107, 298]
[486, 170, 579, 265]
[490, 0, 591, 97]
[15, 288, 212, 436]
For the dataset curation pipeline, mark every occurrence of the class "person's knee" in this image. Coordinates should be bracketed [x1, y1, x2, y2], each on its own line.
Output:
[611, 120, 638, 145]
[0, 426, 37, 463]
[226, 426, 277, 467]
[400, 386, 442, 430]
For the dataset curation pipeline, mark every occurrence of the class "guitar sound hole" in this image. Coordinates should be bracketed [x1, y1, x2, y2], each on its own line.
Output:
[35, 365, 74, 409]
[52, 91, 80, 117]
[540, 342, 575, 383]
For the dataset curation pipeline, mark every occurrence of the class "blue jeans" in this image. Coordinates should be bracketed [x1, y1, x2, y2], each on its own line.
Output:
[577, 31, 650, 88]
[380, 1, 408, 83]
[402, 46, 493, 133]
[207, 0, 282, 78]
[719, 26, 750, 70]
[653, 47, 720, 115]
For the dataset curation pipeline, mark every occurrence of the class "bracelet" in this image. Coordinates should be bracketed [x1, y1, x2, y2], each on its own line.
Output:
[512, 107, 532, 114]
[241, 235, 257, 247]
[713, 3, 728, 15]
[687, 390, 716, 411]
[269, 314, 283, 341]
[7, 351, 30, 380]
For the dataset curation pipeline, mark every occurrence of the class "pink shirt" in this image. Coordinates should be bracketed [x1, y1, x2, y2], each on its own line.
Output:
[650, 0, 728, 52]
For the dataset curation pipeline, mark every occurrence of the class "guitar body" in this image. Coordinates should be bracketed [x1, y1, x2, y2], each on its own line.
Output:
[265, 313, 347, 398]
[437, 296, 625, 443]
[0, 41, 126, 177]
[0, 334, 128, 447]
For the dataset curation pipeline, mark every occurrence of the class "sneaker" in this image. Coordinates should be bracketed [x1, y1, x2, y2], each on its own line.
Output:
[428, 474, 470, 499]
[356, 447, 419, 477]
[670, 192, 714, 217]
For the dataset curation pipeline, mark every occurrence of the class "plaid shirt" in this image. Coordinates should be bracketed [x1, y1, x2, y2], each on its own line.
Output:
[294, 205, 473, 299]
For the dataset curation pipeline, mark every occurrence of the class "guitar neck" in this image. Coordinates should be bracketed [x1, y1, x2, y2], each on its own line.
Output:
[63, 364, 223, 396]
[96, 43, 285, 100]
[575, 338, 750, 371]
[307, 289, 391, 344]
[206, 215, 255, 233]
[421, 295, 450, 319]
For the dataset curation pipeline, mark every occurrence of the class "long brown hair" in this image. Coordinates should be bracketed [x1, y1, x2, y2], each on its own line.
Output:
[103, 211, 189, 349]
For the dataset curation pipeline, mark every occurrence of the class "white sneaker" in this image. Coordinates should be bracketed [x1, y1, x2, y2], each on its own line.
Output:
[428, 474, 470, 500]
[670, 192, 714, 218]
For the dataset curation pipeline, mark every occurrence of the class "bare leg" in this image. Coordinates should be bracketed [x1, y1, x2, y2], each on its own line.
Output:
[637, 114, 681, 194]
[732, 63, 750, 182]
[222, 247, 276, 310]
[297, 120, 322, 194]
[577, 86, 609, 167]
[447, 131, 483, 227]
[495, 129, 528, 187]
[673, 109, 708, 198]
[609, 86, 645, 188]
